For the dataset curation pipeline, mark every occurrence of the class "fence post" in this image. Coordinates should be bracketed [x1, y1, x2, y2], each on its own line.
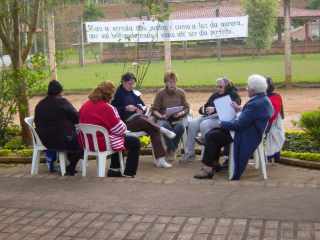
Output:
[79, 17, 85, 67]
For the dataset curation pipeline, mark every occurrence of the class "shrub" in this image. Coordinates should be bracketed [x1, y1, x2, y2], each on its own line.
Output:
[299, 110, 320, 146]
[283, 131, 320, 153]
[282, 151, 320, 162]
[0, 149, 11, 157]
[16, 149, 33, 157]
[0, 70, 17, 146]
[4, 136, 25, 150]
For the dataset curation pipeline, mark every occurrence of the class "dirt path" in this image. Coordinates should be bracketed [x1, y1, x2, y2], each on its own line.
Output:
[27, 88, 320, 130]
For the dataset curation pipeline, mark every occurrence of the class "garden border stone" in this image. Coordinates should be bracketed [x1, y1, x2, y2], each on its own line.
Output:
[2, 150, 320, 171]
[277, 157, 320, 170]
[0, 148, 154, 164]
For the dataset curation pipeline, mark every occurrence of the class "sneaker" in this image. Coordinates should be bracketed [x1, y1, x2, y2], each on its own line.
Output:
[194, 168, 214, 179]
[160, 127, 176, 139]
[154, 157, 172, 168]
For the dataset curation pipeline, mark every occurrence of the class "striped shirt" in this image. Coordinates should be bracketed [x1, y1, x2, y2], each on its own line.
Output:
[79, 100, 127, 151]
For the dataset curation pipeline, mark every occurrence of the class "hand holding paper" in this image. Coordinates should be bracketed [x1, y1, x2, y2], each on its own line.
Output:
[213, 95, 237, 122]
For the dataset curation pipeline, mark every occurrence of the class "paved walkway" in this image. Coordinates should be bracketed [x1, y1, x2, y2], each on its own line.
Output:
[1, 157, 320, 240]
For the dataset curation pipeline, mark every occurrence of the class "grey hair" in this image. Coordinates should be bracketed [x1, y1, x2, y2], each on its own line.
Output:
[216, 77, 230, 86]
[247, 74, 267, 94]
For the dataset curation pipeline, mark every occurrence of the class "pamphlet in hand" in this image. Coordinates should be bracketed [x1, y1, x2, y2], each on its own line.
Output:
[165, 106, 184, 117]
[213, 95, 236, 122]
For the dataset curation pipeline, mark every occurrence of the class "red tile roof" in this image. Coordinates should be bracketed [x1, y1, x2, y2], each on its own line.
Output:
[170, 5, 320, 19]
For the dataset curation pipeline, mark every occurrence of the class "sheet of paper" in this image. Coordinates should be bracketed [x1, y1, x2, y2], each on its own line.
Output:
[165, 106, 184, 117]
[213, 95, 236, 121]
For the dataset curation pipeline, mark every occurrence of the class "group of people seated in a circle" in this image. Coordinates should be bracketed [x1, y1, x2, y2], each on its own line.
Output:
[34, 72, 284, 180]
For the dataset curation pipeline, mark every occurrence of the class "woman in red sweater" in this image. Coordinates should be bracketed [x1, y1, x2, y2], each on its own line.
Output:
[79, 81, 141, 177]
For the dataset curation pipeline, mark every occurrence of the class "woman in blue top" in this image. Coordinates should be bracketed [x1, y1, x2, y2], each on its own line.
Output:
[112, 72, 175, 168]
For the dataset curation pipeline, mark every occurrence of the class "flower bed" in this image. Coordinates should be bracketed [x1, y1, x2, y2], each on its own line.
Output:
[282, 131, 320, 162]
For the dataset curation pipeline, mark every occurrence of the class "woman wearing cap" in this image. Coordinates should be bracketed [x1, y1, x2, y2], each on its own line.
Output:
[34, 80, 82, 176]
[112, 72, 176, 168]
[182, 77, 241, 162]
[79, 81, 141, 178]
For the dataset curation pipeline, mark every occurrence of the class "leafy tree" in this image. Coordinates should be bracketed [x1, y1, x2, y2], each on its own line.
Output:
[242, 0, 279, 53]
[307, 0, 320, 9]
[0, 0, 43, 144]
[126, 0, 170, 88]
[131, 0, 170, 21]
[83, 3, 105, 21]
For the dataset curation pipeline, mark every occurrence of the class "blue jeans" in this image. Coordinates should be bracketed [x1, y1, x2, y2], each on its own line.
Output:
[158, 120, 185, 152]
[45, 150, 57, 172]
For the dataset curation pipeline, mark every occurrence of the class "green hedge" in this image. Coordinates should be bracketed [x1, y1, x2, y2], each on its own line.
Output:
[283, 131, 320, 153]
[282, 151, 320, 162]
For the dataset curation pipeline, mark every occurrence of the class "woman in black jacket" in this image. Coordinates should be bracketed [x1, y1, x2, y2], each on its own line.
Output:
[182, 77, 241, 162]
[34, 80, 82, 175]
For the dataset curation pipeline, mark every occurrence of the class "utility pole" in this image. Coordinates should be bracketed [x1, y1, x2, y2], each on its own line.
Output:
[283, 0, 292, 86]
[216, 0, 222, 61]
[47, 8, 58, 80]
[163, 0, 172, 73]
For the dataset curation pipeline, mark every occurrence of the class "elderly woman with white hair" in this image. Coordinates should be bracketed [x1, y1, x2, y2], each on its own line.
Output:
[194, 74, 273, 180]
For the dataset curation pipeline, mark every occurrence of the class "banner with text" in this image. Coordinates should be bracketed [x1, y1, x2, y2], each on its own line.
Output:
[86, 16, 248, 43]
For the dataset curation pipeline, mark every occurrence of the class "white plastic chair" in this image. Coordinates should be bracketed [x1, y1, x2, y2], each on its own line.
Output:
[228, 133, 268, 180]
[24, 117, 68, 176]
[76, 123, 124, 177]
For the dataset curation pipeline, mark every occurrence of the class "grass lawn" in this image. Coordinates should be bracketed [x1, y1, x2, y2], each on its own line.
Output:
[59, 53, 320, 90]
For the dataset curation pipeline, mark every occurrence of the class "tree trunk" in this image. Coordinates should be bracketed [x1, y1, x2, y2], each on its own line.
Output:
[284, 0, 292, 87]
[12, 0, 31, 145]
[47, 9, 57, 80]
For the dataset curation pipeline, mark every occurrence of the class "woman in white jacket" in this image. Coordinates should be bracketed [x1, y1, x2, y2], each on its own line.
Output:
[265, 77, 285, 162]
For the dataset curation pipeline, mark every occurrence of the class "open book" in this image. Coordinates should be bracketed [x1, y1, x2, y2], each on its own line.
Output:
[165, 106, 184, 118]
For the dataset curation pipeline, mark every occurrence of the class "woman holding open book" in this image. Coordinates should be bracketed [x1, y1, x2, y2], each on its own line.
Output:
[182, 77, 241, 163]
[151, 72, 190, 162]
[112, 72, 176, 168]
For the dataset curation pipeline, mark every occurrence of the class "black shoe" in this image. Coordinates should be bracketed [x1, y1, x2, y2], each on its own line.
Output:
[194, 169, 214, 179]
[123, 174, 135, 178]
[107, 170, 123, 178]
[123, 171, 135, 178]
[65, 171, 75, 176]
[66, 165, 76, 176]
[195, 136, 204, 145]
[214, 165, 222, 173]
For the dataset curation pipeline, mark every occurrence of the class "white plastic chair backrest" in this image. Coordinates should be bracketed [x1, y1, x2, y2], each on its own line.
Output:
[76, 123, 112, 153]
[24, 116, 45, 148]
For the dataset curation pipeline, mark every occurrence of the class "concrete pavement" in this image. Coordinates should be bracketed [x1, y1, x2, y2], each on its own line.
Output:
[0, 157, 320, 239]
